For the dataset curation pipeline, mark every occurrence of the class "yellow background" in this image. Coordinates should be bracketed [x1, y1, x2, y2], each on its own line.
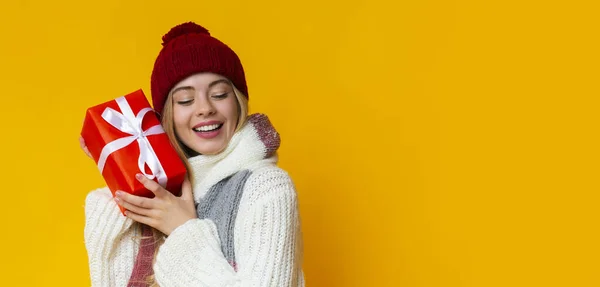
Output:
[0, 0, 598, 286]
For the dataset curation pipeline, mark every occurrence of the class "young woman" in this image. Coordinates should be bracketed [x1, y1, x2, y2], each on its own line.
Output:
[81, 22, 304, 287]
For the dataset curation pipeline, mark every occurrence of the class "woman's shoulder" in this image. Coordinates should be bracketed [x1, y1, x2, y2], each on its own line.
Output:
[84, 186, 120, 218]
[241, 164, 297, 206]
[83, 186, 133, 236]
[247, 164, 294, 186]
[85, 186, 113, 205]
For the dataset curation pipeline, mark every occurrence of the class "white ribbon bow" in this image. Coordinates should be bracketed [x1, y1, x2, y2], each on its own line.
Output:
[97, 96, 168, 187]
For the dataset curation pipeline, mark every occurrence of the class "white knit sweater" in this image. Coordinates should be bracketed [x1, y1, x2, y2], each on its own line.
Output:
[84, 118, 305, 286]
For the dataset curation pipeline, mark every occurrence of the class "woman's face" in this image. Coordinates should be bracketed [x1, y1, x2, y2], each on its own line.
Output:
[170, 73, 240, 155]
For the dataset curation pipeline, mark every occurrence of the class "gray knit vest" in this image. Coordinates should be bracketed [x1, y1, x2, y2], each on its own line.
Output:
[195, 169, 252, 269]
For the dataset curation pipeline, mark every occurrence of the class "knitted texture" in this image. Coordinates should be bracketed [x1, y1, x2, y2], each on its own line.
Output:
[197, 169, 252, 269]
[84, 188, 136, 287]
[84, 114, 304, 287]
[249, 113, 280, 158]
[150, 22, 248, 115]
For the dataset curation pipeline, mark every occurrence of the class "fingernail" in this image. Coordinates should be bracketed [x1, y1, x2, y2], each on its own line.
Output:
[135, 173, 144, 180]
[115, 191, 122, 197]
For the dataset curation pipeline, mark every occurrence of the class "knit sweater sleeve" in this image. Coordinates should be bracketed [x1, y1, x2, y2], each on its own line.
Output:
[84, 187, 135, 286]
[154, 168, 303, 287]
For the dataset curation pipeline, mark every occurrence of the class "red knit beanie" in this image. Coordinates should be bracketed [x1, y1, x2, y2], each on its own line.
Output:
[150, 22, 248, 115]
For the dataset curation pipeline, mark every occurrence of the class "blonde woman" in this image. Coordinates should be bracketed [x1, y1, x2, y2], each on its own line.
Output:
[80, 22, 304, 286]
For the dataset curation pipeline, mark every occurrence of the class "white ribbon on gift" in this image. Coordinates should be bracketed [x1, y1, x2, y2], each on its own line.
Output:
[96, 96, 168, 187]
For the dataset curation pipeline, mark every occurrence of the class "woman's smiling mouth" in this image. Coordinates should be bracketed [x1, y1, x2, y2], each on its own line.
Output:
[193, 121, 224, 139]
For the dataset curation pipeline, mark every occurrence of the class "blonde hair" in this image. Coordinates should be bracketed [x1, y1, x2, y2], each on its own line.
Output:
[144, 82, 249, 286]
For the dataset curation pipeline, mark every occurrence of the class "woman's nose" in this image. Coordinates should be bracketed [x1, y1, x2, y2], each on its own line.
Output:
[195, 98, 216, 116]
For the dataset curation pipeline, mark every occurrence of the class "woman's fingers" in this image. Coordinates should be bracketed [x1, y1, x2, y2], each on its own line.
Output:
[115, 190, 157, 209]
[79, 136, 92, 158]
[124, 210, 155, 227]
[113, 175, 194, 235]
[114, 194, 154, 216]
[135, 173, 169, 198]
[117, 176, 197, 235]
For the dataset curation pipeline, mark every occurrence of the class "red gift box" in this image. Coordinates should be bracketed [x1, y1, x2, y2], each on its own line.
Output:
[81, 89, 187, 215]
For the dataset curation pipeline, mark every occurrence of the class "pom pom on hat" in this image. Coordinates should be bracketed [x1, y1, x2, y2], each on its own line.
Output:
[161, 22, 210, 46]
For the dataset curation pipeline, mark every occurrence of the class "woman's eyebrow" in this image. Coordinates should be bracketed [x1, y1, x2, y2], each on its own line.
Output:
[171, 86, 195, 96]
[208, 79, 231, 89]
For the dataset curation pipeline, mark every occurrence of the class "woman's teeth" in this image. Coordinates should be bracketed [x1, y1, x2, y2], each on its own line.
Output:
[193, 124, 222, 132]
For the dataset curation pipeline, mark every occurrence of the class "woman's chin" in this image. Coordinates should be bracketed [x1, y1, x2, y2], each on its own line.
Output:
[191, 143, 226, 156]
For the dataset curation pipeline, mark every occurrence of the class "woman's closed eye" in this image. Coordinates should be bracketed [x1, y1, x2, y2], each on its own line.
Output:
[212, 92, 230, 99]
[176, 98, 194, 105]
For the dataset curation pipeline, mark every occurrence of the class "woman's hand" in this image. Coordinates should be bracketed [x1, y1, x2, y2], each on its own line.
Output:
[79, 136, 92, 159]
[114, 174, 197, 236]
